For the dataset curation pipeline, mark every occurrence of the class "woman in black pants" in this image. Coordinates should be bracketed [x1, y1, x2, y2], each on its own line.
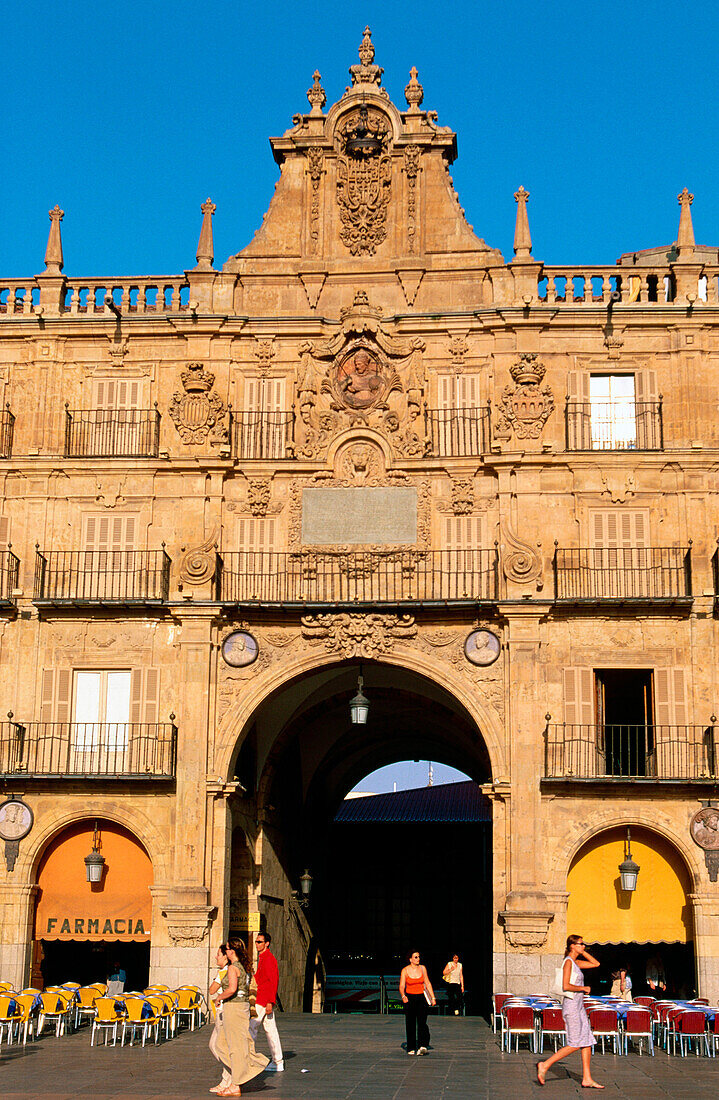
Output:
[399, 950, 436, 1055]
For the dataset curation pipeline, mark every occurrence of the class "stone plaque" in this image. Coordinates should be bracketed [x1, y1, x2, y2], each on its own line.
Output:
[302, 487, 417, 545]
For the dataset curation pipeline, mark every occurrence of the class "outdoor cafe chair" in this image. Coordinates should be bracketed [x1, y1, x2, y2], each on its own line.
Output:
[12, 993, 39, 1046]
[176, 984, 207, 1023]
[0, 994, 19, 1045]
[175, 987, 202, 1031]
[537, 1007, 566, 1052]
[710, 1012, 719, 1057]
[90, 997, 122, 1046]
[0, 981, 14, 992]
[37, 990, 72, 1037]
[674, 1010, 709, 1057]
[634, 996, 656, 1009]
[503, 1005, 536, 1053]
[588, 1008, 621, 1054]
[623, 1007, 654, 1056]
[146, 995, 174, 1041]
[492, 993, 511, 1033]
[75, 986, 101, 1027]
[121, 997, 159, 1047]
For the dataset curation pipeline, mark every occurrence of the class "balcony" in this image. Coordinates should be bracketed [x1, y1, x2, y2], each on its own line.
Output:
[544, 722, 717, 782]
[565, 399, 663, 451]
[425, 407, 491, 457]
[0, 719, 177, 779]
[64, 408, 161, 458]
[0, 549, 19, 607]
[34, 550, 170, 606]
[553, 546, 692, 604]
[0, 406, 14, 457]
[218, 548, 499, 608]
[231, 411, 294, 460]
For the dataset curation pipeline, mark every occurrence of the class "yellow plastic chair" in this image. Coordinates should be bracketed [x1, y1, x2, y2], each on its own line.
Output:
[0, 994, 19, 1045]
[0, 982, 14, 993]
[145, 984, 170, 991]
[121, 998, 158, 1047]
[11, 993, 38, 1045]
[88, 982, 107, 995]
[146, 994, 174, 1040]
[37, 991, 70, 1037]
[90, 997, 122, 1047]
[175, 987, 201, 1031]
[74, 986, 100, 1028]
[176, 985, 207, 1025]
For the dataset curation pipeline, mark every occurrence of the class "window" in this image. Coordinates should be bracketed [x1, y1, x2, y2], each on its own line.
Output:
[596, 668, 654, 777]
[73, 670, 131, 751]
[436, 373, 481, 410]
[434, 374, 484, 456]
[243, 376, 286, 413]
[589, 374, 636, 449]
[236, 516, 278, 553]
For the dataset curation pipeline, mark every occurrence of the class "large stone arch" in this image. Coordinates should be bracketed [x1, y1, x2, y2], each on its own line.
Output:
[215, 646, 506, 785]
[548, 807, 703, 894]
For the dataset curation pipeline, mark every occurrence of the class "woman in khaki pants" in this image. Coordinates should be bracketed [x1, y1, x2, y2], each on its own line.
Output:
[213, 937, 268, 1096]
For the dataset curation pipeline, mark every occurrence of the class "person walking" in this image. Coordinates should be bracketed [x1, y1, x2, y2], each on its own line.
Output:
[249, 931, 284, 1072]
[213, 936, 269, 1097]
[399, 950, 436, 1056]
[209, 944, 232, 1095]
[442, 954, 465, 1015]
[536, 935, 603, 1090]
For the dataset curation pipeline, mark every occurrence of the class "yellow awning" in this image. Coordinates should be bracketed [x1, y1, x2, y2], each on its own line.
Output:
[566, 827, 692, 945]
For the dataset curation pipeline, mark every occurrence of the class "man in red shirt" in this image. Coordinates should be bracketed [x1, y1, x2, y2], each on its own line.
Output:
[250, 931, 284, 1072]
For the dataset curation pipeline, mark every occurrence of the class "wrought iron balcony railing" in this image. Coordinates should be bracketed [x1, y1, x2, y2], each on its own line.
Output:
[0, 406, 14, 458]
[565, 399, 663, 451]
[544, 722, 717, 781]
[64, 408, 161, 458]
[0, 549, 20, 606]
[553, 546, 691, 602]
[0, 719, 177, 778]
[231, 411, 295, 460]
[218, 548, 499, 606]
[34, 550, 171, 605]
[425, 407, 491, 457]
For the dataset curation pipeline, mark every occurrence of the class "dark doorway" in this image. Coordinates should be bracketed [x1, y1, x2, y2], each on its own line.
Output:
[583, 941, 695, 999]
[40, 939, 150, 990]
[596, 668, 653, 776]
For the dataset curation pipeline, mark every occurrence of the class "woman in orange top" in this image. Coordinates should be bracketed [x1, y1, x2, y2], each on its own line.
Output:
[399, 950, 436, 1055]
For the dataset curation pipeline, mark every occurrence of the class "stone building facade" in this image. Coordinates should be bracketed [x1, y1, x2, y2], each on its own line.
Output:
[1, 28, 719, 1006]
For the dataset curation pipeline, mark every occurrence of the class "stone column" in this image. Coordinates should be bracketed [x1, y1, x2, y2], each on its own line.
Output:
[0, 883, 38, 991]
[498, 603, 556, 993]
[690, 893, 719, 1001]
[154, 606, 217, 989]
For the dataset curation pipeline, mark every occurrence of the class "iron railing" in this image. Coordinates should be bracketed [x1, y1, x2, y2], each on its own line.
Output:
[231, 411, 295, 460]
[0, 719, 177, 778]
[553, 546, 691, 601]
[0, 549, 20, 605]
[565, 399, 663, 451]
[545, 722, 717, 781]
[64, 408, 161, 458]
[425, 407, 491, 457]
[34, 550, 171, 604]
[0, 406, 14, 458]
[218, 548, 499, 606]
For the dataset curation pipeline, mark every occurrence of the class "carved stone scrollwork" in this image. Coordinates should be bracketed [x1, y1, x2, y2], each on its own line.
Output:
[301, 612, 417, 658]
[404, 144, 421, 254]
[168, 362, 228, 445]
[494, 353, 554, 441]
[500, 909, 554, 949]
[336, 107, 392, 256]
[306, 148, 324, 253]
[247, 478, 272, 517]
[450, 476, 474, 515]
[179, 527, 219, 586]
[162, 904, 215, 948]
[501, 522, 543, 588]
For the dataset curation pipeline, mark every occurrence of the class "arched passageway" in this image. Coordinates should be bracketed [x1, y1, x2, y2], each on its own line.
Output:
[229, 660, 494, 1012]
[567, 826, 695, 997]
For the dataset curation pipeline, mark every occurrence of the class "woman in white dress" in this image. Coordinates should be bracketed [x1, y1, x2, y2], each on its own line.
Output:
[536, 935, 603, 1089]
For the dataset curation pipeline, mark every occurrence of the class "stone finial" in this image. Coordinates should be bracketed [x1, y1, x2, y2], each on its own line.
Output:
[307, 70, 326, 114]
[404, 67, 424, 113]
[349, 25, 383, 87]
[513, 186, 532, 260]
[44, 205, 64, 274]
[677, 187, 696, 251]
[195, 197, 216, 270]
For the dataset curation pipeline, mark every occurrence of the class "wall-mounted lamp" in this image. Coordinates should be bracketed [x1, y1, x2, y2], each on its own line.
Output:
[618, 826, 640, 893]
[84, 821, 105, 883]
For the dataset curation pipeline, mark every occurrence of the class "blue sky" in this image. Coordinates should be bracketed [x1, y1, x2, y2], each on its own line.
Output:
[351, 761, 469, 795]
[5, 2, 719, 275]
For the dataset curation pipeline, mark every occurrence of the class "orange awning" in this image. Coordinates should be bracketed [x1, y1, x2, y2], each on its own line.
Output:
[35, 820, 152, 942]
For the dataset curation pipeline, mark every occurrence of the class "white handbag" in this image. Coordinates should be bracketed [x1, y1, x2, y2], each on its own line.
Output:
[551, 964, 575, 1000]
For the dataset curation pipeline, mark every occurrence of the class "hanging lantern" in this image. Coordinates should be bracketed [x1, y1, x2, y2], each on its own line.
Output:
[84, 821, 105, 883]
[350, 671, 370, 725]
[299, 868, 313, 899]
[618, 826, 640, 892]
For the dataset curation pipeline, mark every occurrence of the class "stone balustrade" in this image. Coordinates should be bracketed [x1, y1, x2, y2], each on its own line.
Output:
[537, 265, 719, 306]
[0, 281, 40, 314]
[64, 276, 190, 314]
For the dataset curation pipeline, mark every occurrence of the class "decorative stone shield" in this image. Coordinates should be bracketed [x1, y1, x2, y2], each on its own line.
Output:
[331, 346, 387, 411]
[168, 362, 228, 445]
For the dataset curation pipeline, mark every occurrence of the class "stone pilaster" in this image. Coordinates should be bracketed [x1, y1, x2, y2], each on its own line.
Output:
[0, 884, 37, 991]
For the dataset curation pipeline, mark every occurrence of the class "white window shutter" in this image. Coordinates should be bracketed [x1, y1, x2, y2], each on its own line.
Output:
[0, 515, 9, 547]
[437, 374, 453, 410]
[244, 377, 260, 411]
[130, 669, 144, 725]
[40, 669, 55, 724]
[143, 668, 160, 724]
[563, 667, 594, 726]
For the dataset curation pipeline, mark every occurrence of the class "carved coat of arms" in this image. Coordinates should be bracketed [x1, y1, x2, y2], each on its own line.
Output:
[494, 354, 554, 441]
[168, 362, 228, 444]
[336, 106, 392, 256]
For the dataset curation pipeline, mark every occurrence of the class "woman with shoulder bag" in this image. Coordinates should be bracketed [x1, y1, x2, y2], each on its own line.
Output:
[399, 950, 436, 1056]
[536, 935, 603, 1090]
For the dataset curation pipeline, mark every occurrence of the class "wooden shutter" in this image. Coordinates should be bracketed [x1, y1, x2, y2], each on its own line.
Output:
[567, 371, 591, 449]
[263, 377, 286, 413]
[437, 374, 454, 410]
[40, 668, 71, 724]
[93, 379, 141, 409]
[0, 514, 9, 547]
[443, 515, 483, 548]
[457, 373, 481, 409]
[83, 515, 136, 551]
[563, 668, 595, 726]
[636, 369, 659, 448]
[130, 668, 160, 725]
[590, 511, 649, 550]
[237, 517, 276, 552]
[654, 667, 687, 726]
[244, 377, 260, 411]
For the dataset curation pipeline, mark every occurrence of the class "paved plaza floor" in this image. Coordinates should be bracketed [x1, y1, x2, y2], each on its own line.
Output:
[1, 1013, 717, 1099]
